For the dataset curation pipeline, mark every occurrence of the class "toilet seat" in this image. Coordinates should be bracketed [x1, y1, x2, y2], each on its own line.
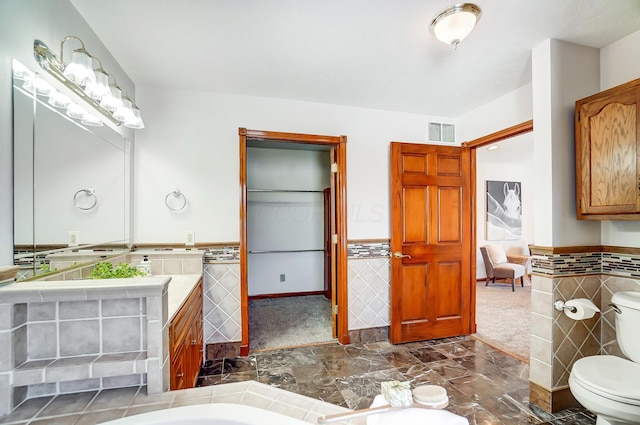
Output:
[571, 355, 640, 405]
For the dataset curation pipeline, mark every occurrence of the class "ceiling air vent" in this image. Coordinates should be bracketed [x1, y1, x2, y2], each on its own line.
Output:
[428, 122, 455, 143]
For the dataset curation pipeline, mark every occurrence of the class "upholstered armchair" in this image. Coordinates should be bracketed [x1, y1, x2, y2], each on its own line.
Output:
[480, 244, 526, 291]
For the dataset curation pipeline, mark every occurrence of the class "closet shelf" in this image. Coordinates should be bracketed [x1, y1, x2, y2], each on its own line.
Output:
[248, 249, 324, 254]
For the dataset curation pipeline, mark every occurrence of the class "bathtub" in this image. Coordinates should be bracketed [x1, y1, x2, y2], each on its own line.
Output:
[99, 403, 310, 425]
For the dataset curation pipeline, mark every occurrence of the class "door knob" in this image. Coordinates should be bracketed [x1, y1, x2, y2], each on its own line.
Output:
[393, 251, 412, 259]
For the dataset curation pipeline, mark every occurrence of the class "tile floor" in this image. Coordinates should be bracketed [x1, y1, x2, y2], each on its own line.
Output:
[199, 336, 597, 425]
[0, 336, 597, 425]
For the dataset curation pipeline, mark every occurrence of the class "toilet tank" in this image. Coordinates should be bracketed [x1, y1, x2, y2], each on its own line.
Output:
[612, 291, 640, 363]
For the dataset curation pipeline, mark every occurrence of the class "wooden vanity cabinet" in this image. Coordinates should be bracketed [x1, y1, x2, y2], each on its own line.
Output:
[575, 78, 640, 220]
[169, 278, 203, 390]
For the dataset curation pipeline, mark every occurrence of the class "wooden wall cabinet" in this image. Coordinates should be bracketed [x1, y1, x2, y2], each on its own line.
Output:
[575, 78, 640, 220]
[169, 278, 203, 390]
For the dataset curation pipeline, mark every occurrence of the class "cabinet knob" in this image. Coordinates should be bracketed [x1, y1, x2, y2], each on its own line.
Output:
[191, 340, 197, 345]
[176, 373, 184, 378]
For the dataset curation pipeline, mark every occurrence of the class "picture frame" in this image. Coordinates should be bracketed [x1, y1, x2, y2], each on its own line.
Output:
[486, 180, 522, 241]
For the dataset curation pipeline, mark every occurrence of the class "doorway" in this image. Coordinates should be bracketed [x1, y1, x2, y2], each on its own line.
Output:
[464, 120, 534, 361]
[238, 128, 348, 356]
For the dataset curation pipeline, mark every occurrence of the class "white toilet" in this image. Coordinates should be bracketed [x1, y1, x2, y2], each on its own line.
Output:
[569, 291, 640, 425]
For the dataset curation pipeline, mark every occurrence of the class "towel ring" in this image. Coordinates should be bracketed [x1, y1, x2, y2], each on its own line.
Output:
[165, 189, 187, 211]
[73, 187, 97, 210]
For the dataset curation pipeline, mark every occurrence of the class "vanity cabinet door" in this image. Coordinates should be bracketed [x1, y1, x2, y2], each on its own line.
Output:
[169, 278, 203, 390]
[576, 79, 640, 219]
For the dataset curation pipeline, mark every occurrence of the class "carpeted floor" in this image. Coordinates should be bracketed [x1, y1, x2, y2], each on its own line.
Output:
[248, 295, 334, 351]
[474, 279, 530, 362]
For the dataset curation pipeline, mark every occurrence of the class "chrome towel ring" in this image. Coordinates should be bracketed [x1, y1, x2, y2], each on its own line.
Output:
[73, 187, 97, 210]
[165, 189, 187, 211]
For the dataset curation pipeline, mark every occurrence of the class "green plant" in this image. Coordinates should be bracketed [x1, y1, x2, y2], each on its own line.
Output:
[89, 262, 145, 279]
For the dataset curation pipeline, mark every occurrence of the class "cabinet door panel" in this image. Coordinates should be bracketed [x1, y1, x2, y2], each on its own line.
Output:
[576, 83, 640, 218]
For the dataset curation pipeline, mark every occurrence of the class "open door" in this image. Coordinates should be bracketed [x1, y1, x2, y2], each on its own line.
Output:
[389, 142, 472, 344]
[239, 128, 349, 355]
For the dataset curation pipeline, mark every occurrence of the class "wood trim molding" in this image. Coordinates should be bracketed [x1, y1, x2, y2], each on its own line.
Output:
[462, 120, 533, 149]
[244, 128, 342, 145]
[238, 128, 350, 355]
[529, 244, 640, 255]
[239, 129, 249, 356]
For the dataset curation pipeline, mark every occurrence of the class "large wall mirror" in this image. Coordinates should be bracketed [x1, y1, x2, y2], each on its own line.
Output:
[12, 59, 131, 280]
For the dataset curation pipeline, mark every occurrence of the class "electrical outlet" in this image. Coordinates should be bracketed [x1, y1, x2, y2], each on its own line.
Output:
[68, 231, 80, 247]
[185, 231, 195, 246]
[280, 274, 285, 282]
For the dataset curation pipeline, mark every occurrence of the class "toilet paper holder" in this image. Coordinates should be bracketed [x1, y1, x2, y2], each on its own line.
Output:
[554, 300, 577, 313]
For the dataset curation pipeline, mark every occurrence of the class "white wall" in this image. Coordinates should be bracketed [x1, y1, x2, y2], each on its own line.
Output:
[0, 0, 134, 265]
[599, 29, 640, 247]
[475, 134, 534, 278]
[531, 39, 601, 247]
[600, 30, 640, 91]
[134, 87, 456, 243]
[457, 83, 533, 143]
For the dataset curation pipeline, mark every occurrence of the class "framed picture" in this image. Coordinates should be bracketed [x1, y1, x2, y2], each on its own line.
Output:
[486, 180, 522, 241]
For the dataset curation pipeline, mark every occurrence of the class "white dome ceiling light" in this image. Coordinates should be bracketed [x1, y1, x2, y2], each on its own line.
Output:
[430, 3, 482, 49]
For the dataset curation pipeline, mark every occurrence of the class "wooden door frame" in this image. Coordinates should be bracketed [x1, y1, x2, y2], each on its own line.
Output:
[462, 119, 533, 333]
[238, 128, 349, 356]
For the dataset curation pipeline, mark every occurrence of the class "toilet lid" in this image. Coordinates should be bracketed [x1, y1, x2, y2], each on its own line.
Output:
[571, 355, 640, 404]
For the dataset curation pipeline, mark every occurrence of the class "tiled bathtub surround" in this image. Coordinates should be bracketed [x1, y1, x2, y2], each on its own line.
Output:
[528, 246, 640, 412]
[0, 277, 170, 416]
[0, 381, 365, 425]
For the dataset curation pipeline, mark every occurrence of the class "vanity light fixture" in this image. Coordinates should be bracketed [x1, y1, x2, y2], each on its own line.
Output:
[430, 3, 482, 49]
[33, 37, 144, 129]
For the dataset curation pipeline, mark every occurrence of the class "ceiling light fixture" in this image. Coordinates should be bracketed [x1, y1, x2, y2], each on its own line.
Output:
[430, 3, 481, 49]
[33, 37, 144, 129]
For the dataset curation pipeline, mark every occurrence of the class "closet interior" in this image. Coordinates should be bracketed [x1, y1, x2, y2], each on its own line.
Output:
[246, 140, 335, 350]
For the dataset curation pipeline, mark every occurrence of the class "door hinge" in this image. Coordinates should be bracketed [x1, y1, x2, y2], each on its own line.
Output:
[331, 163, 338, 173]
[332, 234, 338, 244]
[333, 305, 338, 315]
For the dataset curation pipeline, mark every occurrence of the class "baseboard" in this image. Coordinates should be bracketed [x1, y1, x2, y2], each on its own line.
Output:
[205, 341, 242, 360]
[529, 382, 581, 413]
[348, 326, 389, 344]
[248, 291, 326, 300]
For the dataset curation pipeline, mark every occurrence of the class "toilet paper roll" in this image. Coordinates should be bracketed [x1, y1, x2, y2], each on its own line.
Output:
[564, 298, 600, 320]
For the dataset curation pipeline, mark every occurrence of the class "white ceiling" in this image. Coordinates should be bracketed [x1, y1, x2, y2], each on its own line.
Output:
[70, 0, 640, 117]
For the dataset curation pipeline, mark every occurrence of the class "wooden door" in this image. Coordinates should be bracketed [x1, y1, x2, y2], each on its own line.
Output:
[576, 83, 640, 218]
[390, 142, 472, 344]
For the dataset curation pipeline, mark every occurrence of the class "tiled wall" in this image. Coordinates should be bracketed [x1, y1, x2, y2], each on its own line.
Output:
[529, 248, 640, 400]
[203, 262, 241, 344]
[348, 257, 390, 330]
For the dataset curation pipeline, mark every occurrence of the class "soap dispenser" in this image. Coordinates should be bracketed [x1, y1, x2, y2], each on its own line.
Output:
[138, 255, 152, 276]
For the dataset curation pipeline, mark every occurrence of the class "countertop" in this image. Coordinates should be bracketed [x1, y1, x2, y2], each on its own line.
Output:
[0, 274, 202, 315]
[165, 274, 202, 320]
